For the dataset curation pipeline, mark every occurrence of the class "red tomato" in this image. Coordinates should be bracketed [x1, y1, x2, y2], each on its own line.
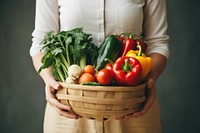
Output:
[96, 69, 114, 85]
[83, 65, 95, 75]
[79, 73, 96, 84]
[104, 63, 113, 71]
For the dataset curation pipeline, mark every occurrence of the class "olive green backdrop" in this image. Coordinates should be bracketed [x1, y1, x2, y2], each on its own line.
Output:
[0, 0, 200, 133]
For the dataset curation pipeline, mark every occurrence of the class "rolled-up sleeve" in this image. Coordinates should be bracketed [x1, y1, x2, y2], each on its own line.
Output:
[30, 0, 60, 57]
[143, 0, 170, 58]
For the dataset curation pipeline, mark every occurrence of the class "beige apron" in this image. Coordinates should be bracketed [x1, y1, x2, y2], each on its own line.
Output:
[44, 98, 162, 133]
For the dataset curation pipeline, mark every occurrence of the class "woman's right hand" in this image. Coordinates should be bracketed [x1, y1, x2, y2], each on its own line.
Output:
[44, 76, 81, 119]
[32, 53, 81, 119]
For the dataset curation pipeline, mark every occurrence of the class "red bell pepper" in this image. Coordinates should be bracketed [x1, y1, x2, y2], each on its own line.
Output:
[121, 34, 137, 57]
[116, 35, 122, 41]
[135, 37, 147, 53]
[112, 56, 142, 86]
[116, 33, 127, 42]
[119, 33, 148, 56]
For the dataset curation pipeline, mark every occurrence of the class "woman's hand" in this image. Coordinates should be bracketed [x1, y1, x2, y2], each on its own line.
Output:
[121, 75, 156, 119]
[32, 53, 81, 119]
[44, 76, 81, 119]
[131, 77, 156, 117]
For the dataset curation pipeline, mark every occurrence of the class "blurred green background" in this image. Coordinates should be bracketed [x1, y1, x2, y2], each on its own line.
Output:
[0, 0, 200, 133]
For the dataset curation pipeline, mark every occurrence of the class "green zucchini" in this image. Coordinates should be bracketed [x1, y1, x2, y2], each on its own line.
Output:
[95, 35, 123, 71]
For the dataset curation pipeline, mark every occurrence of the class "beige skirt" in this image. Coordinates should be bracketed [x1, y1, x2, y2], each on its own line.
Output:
[44, 98, 162, 133]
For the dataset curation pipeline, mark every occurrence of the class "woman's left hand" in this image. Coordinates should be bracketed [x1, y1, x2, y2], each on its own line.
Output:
[121, 76, 156, 119]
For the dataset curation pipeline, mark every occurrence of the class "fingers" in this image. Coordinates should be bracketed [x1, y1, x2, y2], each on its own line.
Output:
[50, 103, 80, 119]
[45, 85, 81, 119]
[122, 78, 156, 119]
[133, 78, 156, 117]
[132, 88, 156, 117]
[45, 85, 71, 110]
[120, 91, 156, 119]
[115, 109, 137, 119]
[48, 78, 62, 90]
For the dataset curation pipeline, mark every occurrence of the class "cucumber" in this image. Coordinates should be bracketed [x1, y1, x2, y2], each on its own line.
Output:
[82, 82, 101, 86]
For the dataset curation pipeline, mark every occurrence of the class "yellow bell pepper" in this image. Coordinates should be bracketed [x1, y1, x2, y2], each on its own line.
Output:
[126, 45, 152, 80]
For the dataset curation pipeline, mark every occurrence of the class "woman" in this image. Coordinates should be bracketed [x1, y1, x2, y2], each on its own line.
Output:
[30, 0, 169, 132]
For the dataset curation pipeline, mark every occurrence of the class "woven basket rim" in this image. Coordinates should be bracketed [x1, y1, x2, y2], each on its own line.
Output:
[59, 82, 146, 92]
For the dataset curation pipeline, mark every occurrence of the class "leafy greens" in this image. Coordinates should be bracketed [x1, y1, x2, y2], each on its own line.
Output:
[38, 27, 98, 82]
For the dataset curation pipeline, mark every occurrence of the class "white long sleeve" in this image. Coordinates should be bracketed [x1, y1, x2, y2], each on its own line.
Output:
[30, 0, 59, 56]
[30, 0, 169, 58]
[143, 0, 170, 58]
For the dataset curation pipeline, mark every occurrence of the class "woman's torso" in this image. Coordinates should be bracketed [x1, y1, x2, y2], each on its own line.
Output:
[58, 0, 145, 46]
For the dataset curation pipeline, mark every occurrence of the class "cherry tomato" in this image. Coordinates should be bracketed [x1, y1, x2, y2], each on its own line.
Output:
[83, 65, 95, 75]
[79, 73, 96, 84]
[96, 69, 114, 85]
[104, 63, 113, 71]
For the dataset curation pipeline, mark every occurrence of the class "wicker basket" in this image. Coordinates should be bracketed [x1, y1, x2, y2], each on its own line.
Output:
[56, 83, 146, 121]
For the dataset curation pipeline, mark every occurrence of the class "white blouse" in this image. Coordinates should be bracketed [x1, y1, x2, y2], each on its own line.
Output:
[30, 0, 169, 58]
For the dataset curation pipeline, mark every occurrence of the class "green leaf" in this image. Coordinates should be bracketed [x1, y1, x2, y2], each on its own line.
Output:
[66, 36, 72, 45]
[51, 48, 63, 56]
[38, 52, 54, 73]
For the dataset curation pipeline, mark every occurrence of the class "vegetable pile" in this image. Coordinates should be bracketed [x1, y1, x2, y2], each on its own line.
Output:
[38, 27, 152, 86]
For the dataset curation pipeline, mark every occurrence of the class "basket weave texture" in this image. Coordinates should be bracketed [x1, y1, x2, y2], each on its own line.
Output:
[56, 83, 146, 121]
